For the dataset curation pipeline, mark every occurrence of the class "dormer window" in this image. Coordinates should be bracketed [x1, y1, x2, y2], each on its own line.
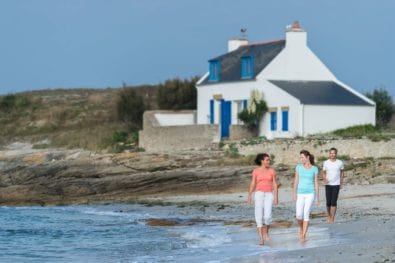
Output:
[241, 56, 254, 79]
[208, 60, 220, 81]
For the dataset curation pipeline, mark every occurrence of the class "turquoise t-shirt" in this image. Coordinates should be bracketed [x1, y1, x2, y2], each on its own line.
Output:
[296, 164, 318, 194]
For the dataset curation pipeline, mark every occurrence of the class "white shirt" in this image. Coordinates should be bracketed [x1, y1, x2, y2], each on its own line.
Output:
[323, 159, 344, 185]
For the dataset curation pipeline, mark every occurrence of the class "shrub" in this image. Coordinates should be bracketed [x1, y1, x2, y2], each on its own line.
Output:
[117, 88, 145, 129]
[0, 94, 16, 113]
[238, 90, 268, 132]
[225, 143, 239, 158]
[365, 86, 393, 127]
[157, 77, 198, 110]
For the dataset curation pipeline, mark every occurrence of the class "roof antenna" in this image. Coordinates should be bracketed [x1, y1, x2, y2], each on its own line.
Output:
[240, 28, 247, 39]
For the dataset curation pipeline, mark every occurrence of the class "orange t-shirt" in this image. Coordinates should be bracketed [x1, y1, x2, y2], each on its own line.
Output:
[252, 168, 275, 192]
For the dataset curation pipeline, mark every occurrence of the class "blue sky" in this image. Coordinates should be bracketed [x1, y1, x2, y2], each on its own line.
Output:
[0, 0, 394, 98]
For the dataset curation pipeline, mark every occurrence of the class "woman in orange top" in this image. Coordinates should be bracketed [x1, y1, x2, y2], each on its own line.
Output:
[248, 153, 279, 246]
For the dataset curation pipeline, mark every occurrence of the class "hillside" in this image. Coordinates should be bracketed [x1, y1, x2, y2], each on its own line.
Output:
[0, 86, 158, 150]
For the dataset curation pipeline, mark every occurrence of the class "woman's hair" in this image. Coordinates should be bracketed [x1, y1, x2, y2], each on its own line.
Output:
[255, 153, 270, 166]
[300, 149, 315, 165]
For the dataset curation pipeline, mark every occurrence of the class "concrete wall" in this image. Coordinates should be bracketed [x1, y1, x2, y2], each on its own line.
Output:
[139, 111, 220, 152]
[237, 138, 395, 165]
[155, 112, 196, 126]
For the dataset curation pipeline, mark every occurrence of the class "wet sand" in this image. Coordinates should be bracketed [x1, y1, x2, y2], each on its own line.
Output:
[146, 184, 395, 262]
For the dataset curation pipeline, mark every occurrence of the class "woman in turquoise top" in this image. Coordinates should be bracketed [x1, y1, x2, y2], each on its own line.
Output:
[292, 149, 319, 242]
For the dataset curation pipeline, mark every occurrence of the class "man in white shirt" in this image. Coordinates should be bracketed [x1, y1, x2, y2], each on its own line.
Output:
[322, 147, 344, 224]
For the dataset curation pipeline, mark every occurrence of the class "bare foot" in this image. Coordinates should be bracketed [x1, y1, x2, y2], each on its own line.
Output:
[259, 240, 264, 246]
[265, 234, 270, 241]
[300, 235, 307, 242]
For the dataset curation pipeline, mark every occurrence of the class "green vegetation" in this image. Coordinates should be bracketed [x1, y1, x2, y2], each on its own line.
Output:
[157, 77, 198, 110]
[333, 124, 377, 137]
[365, 86, 393, 127]
[331, 124, 391, 141]
[117, 88, 145, 130]
[238, 90, 268, 132]
[0, 88, 145, 151]
[239, 136, 266, 146]
[225, 143, 239, 158]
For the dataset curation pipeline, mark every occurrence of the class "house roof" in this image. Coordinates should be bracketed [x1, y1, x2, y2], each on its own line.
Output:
[269, 80, 373, 106]
[199, 40, 286, 85]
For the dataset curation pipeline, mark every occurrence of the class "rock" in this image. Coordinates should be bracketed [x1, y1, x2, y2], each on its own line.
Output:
[0, 146, 393, 206]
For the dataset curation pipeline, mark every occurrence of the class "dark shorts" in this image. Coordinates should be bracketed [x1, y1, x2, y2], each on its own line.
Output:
[325, 185, 340, 207]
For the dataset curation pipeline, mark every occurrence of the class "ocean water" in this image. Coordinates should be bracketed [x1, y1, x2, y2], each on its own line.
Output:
[0, 204, 345, 263]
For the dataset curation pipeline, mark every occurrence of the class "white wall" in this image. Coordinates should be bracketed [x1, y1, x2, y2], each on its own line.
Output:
[259, 30, 336, 81]
[259, 46, 336, 81]
[303, 105, 375, 135]
[197, 81, 258, 124]
[258, 80, 301, 138]
[155, 113, 196, 126]
[197, 79, 302, 138]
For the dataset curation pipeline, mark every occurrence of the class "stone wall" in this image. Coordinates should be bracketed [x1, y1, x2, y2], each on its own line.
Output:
[229, 125, 255, 140]
[236, 138, 395, 165]
[139, 111, 220, 152]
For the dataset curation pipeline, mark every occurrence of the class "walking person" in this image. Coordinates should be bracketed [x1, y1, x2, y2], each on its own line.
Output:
[323, 147, 344, 224]
[248, 153, 278, 246]
[293, 150, 319, 242]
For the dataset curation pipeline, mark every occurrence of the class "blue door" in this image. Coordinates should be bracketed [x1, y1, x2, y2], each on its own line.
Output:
[221, 100, 231, 138]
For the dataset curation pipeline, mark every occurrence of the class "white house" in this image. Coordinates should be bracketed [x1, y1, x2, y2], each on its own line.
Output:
[196, 21, 376, 139]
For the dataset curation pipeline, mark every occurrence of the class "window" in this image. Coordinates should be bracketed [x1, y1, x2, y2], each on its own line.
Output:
[270, 111, 277, 131]
[282, 110, 289, 131]
[241, 56, 254, 79]
[209, 60, 220, 81]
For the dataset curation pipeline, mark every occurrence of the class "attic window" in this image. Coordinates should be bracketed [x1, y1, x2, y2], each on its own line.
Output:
[241, 56, 254, 79]
[208, 60, 220, 81]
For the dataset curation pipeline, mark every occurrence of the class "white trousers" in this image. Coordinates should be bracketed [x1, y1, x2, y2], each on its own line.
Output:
[254, 191, 273, 227]
[296, 193, 315, 221]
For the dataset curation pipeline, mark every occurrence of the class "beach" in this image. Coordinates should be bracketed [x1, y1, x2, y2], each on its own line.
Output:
[144, 183, 395, 262]
[0, 183, 393, 262]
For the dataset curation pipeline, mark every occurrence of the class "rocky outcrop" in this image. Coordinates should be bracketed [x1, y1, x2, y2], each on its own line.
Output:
[0, 146, 253, 205]
[0, 143, 393, 206]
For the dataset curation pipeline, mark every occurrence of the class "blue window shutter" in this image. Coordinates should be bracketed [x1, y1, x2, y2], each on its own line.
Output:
[210, 99, 214, 124]
[209, 60, 220, 81]
[250, 57, 255, 76]
[243, 100, 247, 109]
[241, 56, 254, 79]
[270, 112, 277, 131]
[282, 110, 288, 131]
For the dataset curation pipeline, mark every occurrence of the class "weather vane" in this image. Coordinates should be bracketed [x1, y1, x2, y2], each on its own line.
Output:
[240, 28, 247, 38]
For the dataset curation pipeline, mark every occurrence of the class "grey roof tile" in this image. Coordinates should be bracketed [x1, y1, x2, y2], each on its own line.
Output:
[199, 40, 285, 85]
[269, 80, 373, 106]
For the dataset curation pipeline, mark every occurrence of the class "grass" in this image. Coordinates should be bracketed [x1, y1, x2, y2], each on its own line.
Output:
[0, 88, 149, 151]
[331, 124, 392, 141]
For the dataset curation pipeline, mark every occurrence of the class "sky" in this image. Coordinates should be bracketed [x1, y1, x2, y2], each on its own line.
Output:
[0, 0, 394, 98]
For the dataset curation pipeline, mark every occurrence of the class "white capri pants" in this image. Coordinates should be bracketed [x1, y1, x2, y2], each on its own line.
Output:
[254, 191, 273, 227]
[296, 193, 315, 221]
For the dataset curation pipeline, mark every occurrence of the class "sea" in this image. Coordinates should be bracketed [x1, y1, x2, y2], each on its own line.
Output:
[0, 203, 345, 263]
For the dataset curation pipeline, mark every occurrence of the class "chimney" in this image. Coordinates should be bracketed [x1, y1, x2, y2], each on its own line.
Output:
[228, 38, 248, 52]
[286, 20, 307, 48]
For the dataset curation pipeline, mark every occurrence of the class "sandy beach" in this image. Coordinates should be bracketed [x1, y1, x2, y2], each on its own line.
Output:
[144, 183, 395, 262]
